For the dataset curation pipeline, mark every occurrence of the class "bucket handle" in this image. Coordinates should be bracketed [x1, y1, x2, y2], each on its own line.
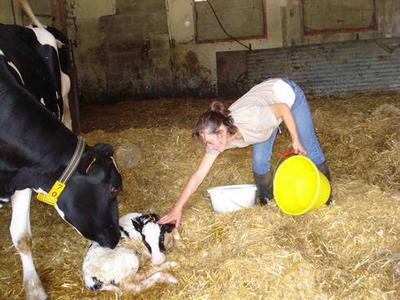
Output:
[271, 148, 298, 179]
[280, 148, 296, 157]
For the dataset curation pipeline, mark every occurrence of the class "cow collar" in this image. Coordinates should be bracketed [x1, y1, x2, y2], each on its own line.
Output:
[37, 136, 86, 206]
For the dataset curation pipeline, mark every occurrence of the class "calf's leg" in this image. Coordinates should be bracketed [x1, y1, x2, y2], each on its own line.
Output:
[123, 271, 177, 292]
[120, 261, 178, 292]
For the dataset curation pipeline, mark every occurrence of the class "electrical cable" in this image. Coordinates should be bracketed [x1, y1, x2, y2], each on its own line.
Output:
[206, 0, 252, 51]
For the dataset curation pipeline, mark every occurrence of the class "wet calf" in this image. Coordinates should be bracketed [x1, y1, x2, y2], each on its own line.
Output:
[83, 213, 179, 293]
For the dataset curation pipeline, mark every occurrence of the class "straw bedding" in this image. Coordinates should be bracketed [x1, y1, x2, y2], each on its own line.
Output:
[0, 93, 399, 299]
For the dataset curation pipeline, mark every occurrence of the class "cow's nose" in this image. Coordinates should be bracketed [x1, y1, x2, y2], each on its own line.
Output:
[98, 231, 120, 249]
[99, 237, 119, 249]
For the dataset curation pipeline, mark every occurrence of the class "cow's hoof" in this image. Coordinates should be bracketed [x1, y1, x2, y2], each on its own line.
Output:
[24, 278, 47, 300]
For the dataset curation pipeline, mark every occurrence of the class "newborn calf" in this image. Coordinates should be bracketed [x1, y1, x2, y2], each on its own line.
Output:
[83, 213, 179, 293]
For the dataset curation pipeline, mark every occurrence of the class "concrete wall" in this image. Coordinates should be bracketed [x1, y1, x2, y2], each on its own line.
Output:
[1, 0, 400, 101]
[0, 0, 52, 26]
[72, 0, 116, 102]
[168, 0, 285, 98]
[74, 0, 173, 102]
[0, 1, 19, 24]
[195, 0, 265, 42]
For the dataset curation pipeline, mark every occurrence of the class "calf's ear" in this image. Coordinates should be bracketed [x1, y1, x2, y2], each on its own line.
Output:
[138, 214, 159, 224]
[149, 213, 160, 222]
[94, 143, 114, 156]
[161, 223, 176, 233]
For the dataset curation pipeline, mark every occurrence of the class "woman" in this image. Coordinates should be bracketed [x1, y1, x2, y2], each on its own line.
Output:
[159, 78, 330, 227]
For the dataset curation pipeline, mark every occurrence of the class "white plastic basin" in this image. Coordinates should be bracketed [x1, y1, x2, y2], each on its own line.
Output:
[207, 184, 257, 213]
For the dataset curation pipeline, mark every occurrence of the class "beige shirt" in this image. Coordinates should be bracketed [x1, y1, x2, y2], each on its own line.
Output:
[225, 78, 295, 149]
[205, 78, 295, 156]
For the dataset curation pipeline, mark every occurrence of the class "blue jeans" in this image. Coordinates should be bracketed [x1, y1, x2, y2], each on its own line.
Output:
[252, 79, 326, 175]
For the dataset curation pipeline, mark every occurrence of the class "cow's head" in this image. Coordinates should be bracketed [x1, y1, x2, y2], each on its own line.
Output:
[56, 143, 122, 249]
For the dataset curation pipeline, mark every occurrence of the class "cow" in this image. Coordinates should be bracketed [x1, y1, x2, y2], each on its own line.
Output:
[15, 0, 72, 129]
[0, 23, 72, 129]
[0, 24, 122, 300]
[83, 213, 180, 293]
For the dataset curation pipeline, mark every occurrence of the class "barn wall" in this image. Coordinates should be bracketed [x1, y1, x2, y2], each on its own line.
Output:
[245, 38, 400, 96]
[0, 0, 48, 26]
[168, 0, 400, 99]
[195, 0, 266, 42]
[71, 0, 116, 102]
[1, 1, 400, 101]
[0, 1, 18, 24]
[73, 0, 173, 102]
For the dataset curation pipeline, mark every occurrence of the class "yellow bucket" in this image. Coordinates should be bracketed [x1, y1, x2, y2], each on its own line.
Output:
[273, 155, 331, 215]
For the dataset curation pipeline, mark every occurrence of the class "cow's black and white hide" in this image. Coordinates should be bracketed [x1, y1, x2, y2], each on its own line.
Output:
[0, 24, 122, 300]
[83, 213, 180, 293]
[0, 23, 72, 129]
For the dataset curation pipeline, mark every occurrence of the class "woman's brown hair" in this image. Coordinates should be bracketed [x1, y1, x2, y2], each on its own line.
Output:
[193, 101, 238, 139]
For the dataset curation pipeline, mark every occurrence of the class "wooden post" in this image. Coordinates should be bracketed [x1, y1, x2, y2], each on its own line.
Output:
[50, 0, 81, 134]
[50, 0, 67, 35]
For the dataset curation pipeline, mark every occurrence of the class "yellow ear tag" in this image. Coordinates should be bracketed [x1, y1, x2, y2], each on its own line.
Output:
[37, 181, 66, 206]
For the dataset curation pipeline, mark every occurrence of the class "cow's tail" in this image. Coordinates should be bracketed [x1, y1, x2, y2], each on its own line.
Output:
[19, 0, 44, 28]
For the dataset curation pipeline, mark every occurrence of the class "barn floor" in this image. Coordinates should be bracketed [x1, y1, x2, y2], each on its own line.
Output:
[1, 93, 400, 299]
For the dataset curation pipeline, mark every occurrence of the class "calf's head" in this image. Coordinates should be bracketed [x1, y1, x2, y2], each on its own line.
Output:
[120, 213, 178, 265]
[56, 144, 122, 249]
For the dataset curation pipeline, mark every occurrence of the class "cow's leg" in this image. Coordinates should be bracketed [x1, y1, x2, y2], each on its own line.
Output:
[10, 189, 47, 300]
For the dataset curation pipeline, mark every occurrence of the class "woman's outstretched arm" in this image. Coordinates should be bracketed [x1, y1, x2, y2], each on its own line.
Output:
[159, 151, 219, 227]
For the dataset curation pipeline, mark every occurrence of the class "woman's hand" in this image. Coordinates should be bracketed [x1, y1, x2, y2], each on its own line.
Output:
[270, 104, 307, 156]
[292, 139, 307, 155]
[159, 206, 183, 228]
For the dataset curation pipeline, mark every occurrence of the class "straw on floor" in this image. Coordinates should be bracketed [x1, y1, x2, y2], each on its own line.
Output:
[0, 93, 399, 299]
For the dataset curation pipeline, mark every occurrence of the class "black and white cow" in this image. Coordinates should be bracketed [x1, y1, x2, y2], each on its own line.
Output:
[0, 24, 122, 300]
[83, 213, 180, 293]
[0, 23, 72, 128]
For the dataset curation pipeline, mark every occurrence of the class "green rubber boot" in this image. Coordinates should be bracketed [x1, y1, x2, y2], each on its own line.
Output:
[253, 171, 273, 205]
[316, 161, 332, 205]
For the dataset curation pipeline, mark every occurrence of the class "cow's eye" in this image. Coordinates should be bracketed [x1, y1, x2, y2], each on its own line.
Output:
[110, 186, 120, 197]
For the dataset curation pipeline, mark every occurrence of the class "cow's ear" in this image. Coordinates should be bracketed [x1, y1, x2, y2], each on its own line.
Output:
[77, 149, 96, 175]
[94, 143, 114, 156]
